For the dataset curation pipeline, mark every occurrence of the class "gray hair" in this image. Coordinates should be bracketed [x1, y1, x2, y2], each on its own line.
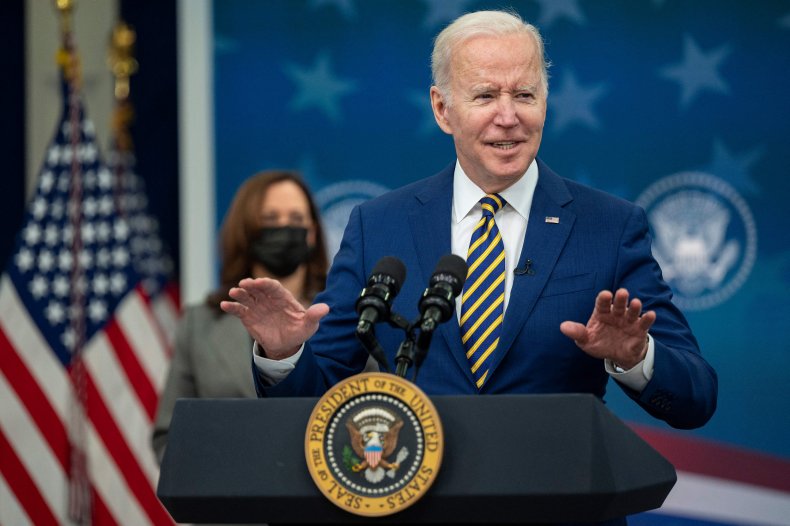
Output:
[431, 10, 549, 105]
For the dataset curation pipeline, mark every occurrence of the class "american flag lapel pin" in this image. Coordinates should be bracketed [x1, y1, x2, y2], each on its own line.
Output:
[545, 216, 560, 224]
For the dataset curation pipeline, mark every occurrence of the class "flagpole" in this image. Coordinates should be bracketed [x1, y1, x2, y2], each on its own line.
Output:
[54, 0, 92, 523]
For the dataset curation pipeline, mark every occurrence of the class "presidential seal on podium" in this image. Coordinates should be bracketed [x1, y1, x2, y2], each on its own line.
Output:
[305, 372, 443, 517]
[304, 254, 467, 516]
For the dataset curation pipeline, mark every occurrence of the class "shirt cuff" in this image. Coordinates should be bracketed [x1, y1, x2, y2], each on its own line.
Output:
[604, 334, 655, 392]
[252, 341, 304, 385]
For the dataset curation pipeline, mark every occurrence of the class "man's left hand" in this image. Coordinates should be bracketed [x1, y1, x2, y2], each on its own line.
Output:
[560, 288, 656, 370]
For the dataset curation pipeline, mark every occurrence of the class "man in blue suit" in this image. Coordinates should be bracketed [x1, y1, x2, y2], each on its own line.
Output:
[222, 10, 716, 431]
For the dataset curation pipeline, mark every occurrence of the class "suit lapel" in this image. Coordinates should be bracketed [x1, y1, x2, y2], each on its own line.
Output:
[407, 165, 475, 385]
[485, 162, 576, 384]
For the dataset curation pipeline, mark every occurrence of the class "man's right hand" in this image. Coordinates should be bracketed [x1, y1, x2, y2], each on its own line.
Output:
[220, 277, 329, 360]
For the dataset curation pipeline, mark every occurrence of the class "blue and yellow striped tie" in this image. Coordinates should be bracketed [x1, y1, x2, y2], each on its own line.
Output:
[460, 194, 506, 389]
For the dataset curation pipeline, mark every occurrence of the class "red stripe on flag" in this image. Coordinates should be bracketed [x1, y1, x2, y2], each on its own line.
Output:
[91, 486, 120, 526]
[133, 285, 173, 360]
[632, 424, 790, 493]
[163, 282, 181, 311]
[0, 427, 60, 526]
[0, 328, 69, 470]
[85, 373, 175, 526]
[104, 317, 158, 421]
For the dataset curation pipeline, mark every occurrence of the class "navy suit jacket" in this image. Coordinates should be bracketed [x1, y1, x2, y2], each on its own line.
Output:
[258, 159, 717, 430]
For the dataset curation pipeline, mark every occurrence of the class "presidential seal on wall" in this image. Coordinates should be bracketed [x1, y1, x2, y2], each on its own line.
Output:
[304, 372, 443, 517]
[636, 172, 757, 311]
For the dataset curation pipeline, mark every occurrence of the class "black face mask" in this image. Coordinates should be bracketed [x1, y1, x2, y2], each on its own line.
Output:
[249, 226, 310, 278]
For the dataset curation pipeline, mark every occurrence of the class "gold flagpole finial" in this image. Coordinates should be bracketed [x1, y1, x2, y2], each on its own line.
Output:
[53, 0, 81, 86]
[108, 21, 138, 151]
[53, 0, 75, 25]
[108, 21, 138, 101]
[53, 0, 75, 40]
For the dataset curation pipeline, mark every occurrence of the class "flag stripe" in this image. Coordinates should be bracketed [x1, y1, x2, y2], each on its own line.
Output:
[0, 276, 71, 421]
[85, 374, 174, 525]
[86, 332, 160, 484]
[0, 472, 33, 526]
[104, 318, 159, 420]
[137, 285, 177, 361]
[86, 421, 149, 526]
[633, 425, 790, 493]
[0, 329, 69, 470]
[0, 374, 67, 525]
[116, 288, 170, 391]
[0, 430, 59, 526]
[660, 470, 790, 526]
[154, 283, 180, 351]
[90, 486, 120, 526]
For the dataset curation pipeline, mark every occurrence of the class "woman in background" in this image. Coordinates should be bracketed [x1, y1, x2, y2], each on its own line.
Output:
[152, 170, 329, 462]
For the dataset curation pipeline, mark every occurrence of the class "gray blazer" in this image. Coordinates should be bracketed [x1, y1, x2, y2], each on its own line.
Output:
[152, 303, 256, 463]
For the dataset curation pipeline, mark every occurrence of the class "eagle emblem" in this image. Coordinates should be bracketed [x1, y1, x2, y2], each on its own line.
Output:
[636, 172, 757, 311]
[345, 407, 409, 483]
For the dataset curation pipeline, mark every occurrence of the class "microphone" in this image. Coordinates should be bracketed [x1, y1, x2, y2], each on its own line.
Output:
[407, 254, 468, 376]
[355, 256, 406, 335]
[418, 254, 468, 333]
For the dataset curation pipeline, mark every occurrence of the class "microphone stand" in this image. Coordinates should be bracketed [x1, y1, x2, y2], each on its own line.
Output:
[356, 297, 448, 381]
[391, 313, 418, 378]
[394, 338, 417, 378]
[356, 324, 391, 373]
[356, 312, 413, 375]
[394, 317, 435, 381]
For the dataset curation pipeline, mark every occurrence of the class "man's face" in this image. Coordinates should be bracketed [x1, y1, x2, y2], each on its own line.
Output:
[431, 33, 547, 194]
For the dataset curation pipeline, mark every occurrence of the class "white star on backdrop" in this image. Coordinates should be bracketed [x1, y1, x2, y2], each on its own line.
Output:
[534, 0, 585, 28]
[702, 139, 763, 194]
[661, 35, 730, 109]
[548, 70, 607, 134]
[285, 52, 358, 123]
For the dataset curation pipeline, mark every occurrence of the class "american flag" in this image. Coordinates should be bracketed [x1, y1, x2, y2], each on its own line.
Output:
[106, 135, 180, 352]
[0, 56, 176, 525]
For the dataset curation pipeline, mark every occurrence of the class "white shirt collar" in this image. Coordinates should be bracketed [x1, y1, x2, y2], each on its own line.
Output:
[452, 159, 539, 224]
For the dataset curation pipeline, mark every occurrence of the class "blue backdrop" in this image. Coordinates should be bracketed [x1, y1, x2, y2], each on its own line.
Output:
[212, 1, 790, 522]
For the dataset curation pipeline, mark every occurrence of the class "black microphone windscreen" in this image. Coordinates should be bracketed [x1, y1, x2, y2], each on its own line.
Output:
[370, 256, 407, 293]
[432, 254, 468, 296]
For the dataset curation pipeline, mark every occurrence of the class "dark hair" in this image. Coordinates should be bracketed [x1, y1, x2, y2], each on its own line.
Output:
[206, 170, 328, 310]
